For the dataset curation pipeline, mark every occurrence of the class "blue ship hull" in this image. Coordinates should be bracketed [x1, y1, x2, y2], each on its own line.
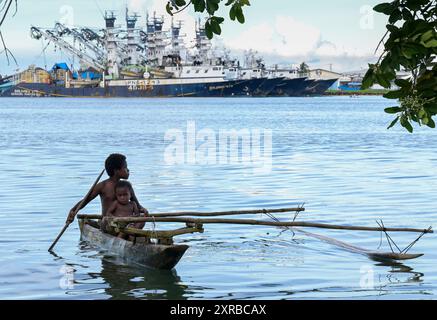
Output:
[204, 78, 266, 97]
[269, 77, 308, 96]
[0, 79, 263, 98]
[303, 78, 338, 96]
[253, 77, 285, 97]
[0, 77, 310, 98]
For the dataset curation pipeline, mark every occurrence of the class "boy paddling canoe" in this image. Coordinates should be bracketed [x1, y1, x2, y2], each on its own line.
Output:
[66, 153, 148, 234]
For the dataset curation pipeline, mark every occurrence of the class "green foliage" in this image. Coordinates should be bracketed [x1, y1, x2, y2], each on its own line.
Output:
[166, 0, 250, 39]
[362, 0, 437, 133]
[298, 62, 310, 75]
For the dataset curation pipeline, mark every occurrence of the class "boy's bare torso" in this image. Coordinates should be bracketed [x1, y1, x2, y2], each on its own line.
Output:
[99, 179, 119, 215]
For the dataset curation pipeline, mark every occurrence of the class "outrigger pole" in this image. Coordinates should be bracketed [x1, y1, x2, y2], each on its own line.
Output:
[77, 206, 305, 221]
[110, 216, 433, 234]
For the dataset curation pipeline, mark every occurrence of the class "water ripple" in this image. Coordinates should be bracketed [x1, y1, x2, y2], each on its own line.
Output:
[0, 96, 436, 299]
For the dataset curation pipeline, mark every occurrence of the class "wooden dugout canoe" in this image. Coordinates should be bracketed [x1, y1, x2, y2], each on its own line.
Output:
[78, 218, 189, 270]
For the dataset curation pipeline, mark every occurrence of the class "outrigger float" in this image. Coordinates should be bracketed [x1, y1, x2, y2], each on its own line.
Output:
[76, 207, 433, 270]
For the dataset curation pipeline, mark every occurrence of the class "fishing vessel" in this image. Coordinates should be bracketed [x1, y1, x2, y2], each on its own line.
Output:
[0, 9, 338, 98]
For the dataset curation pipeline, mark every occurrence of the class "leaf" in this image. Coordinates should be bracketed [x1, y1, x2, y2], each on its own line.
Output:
[229, 6, 236, 20]
[424, 39, 437, 48]
[236, 6, 245, 23]
[421, 89, 437, 98]
[405, 43, 428, 56]
[405, 0, 429, 11]
[422, 116, 429, 125]
[426, 117, 436, 128]
[166, 2, 174, 15]
[386, 24, 399, 33]
[204, 22, 213, 39]
[373, 3, 394, 15]
[210, 19, 222, 35]
[421, 30, 434, 42]
[213, 16, 225, 24]
[361, 66, 375, 89]
[173, 0, 187, 6]
[387, 116, 399, 129]
[400, 117, 414, 133]
[424, 103, 437, 115]
[402, 8, 414, 21]
[375, 72, 391, 88]
[193, 0, 206, 12]
[394, 78, 411, 88]
[383, 90, 405, 99]
[389, 9, 402, 24]
[206, 0, 219, 15]
[384, 106, 402, 114]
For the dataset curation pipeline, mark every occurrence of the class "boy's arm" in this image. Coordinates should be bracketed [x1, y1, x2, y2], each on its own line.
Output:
[132, 202, 140, 217]
[66, 182, 103, 223]
[129, 186, 149, 215]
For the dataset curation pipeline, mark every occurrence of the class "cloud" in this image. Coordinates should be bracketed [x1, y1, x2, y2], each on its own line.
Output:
[224, 15, 378, 72]
[225, 16, 321, 57]
[273, 16, 321, 56]
[128, 0, 148, 12]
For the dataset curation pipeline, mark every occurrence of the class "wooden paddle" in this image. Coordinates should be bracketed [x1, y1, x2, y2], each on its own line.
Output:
[48, 169, 105, 252]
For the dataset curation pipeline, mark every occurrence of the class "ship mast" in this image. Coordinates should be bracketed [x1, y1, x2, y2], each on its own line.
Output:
[30, 26, 106, 72]
[104, 11, 119, 79]
[169, 18, 185, 57]
[194, 18, 212, 65]
[53, 22, 106, 63]
[125, 8, 140, 66]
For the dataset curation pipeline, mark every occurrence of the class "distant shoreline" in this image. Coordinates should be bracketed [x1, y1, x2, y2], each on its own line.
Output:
[324, 89, 389, 96]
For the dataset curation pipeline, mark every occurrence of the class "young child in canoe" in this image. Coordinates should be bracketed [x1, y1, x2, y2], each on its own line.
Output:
[104, 180, 143, 238]
[67, 153, 148, 234]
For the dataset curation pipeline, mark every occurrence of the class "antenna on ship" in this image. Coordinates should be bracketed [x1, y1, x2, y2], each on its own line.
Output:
[104, 10, 119, 78]
[125, 7, 141, 66]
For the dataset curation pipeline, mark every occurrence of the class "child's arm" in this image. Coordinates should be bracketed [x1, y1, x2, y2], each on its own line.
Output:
[129, 185, 149, 215]
[67, 182, 104, 223]
[105, 201, 118, 218]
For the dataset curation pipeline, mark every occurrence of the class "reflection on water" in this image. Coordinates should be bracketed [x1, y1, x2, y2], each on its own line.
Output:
[377, 260, 424, 284]
[72, 242, 206, 300]
[99, 258, 189, 300]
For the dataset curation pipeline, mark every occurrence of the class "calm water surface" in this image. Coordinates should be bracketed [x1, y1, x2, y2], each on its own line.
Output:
[0, 96, 436, 299]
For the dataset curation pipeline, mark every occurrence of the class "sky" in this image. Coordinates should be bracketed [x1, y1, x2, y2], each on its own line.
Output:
[0, 0, 389, 75]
